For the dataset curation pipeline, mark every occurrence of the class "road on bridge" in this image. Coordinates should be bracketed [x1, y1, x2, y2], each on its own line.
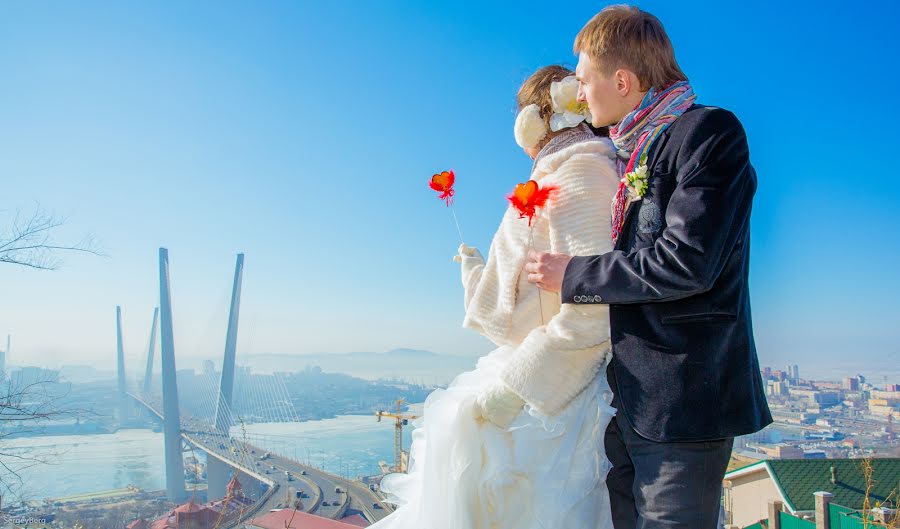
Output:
[191, 429, 396, 523]
[132, 393, 395, 524]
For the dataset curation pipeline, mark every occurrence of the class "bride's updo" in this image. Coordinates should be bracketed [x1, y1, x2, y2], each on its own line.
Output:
[517, 65, 608, 151]
[517, 65, 573, 135]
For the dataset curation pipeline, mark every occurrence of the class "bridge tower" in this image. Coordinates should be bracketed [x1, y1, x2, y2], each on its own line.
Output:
[142, 307, 159, 394]
[158, 248, 186, 502]
[116, 306, 126, 396]
[115, 305, 129, 423]
[208, 253, 245, 500]
[215, 253, 244, 433]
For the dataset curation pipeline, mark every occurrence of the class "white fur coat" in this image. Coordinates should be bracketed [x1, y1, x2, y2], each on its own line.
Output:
[461, 136, 618, 416]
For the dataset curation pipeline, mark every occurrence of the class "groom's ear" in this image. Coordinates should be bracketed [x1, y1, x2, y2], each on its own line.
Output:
[614, 68, 640, 97]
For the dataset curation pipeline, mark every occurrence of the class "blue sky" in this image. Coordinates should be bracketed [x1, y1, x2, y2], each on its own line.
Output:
[1, 1, 898, 380]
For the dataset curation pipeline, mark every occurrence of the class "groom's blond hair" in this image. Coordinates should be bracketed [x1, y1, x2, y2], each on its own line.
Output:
[574, 5, 686, 91]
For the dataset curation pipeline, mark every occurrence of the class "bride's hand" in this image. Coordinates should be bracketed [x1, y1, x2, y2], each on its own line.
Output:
[452, 243, 485, 275]
[473, 380, 525, 429]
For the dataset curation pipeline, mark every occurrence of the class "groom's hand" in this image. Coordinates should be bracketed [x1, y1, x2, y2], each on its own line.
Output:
[525, 250, 573, 293]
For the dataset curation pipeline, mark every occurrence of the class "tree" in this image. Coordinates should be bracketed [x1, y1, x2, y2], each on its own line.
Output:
[0, 373, 78, 505]
[0, 203, 103, 270]
[0, 203, 104, 507]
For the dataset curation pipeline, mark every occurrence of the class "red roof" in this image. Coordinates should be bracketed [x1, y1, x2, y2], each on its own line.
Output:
[149, 516, 175, 529]
[174, 501, 204, 513]
[249, 509, 367, 529]
[131, 494, 252, 529]
[126, 518, 147, 529]
[338, 513, 370, 527]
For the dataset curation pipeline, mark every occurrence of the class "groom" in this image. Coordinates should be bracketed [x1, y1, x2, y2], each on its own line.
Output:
[524, 6, 772, 529]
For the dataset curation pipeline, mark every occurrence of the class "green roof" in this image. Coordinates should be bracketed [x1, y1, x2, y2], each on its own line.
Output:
[765, 458, 900, 512]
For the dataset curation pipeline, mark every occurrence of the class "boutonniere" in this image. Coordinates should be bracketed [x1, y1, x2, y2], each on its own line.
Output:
[621, 154, 649, 201]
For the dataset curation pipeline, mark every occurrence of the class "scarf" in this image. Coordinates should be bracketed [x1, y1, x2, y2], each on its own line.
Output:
[530, 122, 598, 177]
[609, 80, 696, 243]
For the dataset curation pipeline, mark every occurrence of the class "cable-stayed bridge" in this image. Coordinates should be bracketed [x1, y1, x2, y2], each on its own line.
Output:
[115, 248, 393, 525]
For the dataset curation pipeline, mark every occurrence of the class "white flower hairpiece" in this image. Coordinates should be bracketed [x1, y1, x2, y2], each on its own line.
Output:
[514, 75, 593, 149]
[549, 75, 592, 131]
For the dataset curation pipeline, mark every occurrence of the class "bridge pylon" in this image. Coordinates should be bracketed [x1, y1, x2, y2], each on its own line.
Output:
[143, 307, 159, 394]
[115, 306, 127, 421]
[215, 253, 244, 433]
[209, 253, 245, 501]
[158, 247, 187, 502]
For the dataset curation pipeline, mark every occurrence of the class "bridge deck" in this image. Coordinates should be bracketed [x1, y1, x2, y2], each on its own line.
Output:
[127, 392, 395, 525]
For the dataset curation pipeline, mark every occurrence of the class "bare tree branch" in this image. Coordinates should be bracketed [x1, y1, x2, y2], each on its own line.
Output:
[0, 202, 105, 270]
[0, 373, 92, 497]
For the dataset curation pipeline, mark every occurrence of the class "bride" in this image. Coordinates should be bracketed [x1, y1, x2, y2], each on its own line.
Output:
[371, 65, 619, 529]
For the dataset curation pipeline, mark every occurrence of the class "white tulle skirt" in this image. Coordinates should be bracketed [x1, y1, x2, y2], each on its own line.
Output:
[370, 344, 617, 529]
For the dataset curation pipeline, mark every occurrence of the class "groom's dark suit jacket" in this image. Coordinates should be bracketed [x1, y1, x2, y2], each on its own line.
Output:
[561, 104, 772, 442]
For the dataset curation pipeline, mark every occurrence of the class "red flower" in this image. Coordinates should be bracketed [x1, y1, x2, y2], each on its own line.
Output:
[507, 180, 557, 227]
[429, 170, 456, 206]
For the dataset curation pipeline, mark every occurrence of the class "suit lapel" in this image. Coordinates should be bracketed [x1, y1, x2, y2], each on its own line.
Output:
[613, 122, 680, 250]
[615, 199, 640, 251]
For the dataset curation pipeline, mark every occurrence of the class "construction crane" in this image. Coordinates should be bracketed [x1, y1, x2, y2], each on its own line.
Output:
[375, 398, 419, 473]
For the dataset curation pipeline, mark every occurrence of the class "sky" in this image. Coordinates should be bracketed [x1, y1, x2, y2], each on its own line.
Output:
[1, 1, 898, 380]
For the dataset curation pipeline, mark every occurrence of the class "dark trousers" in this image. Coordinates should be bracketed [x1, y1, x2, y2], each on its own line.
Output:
[605, 369, 733, 529]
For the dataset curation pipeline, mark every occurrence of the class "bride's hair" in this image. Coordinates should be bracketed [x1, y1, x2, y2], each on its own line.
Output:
[517, 65, 608, 144]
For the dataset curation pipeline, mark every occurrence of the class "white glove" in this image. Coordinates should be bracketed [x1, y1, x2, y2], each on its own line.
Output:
[453, 243, 484, 265]
[452, 243, 485, 282]
[473, 379, 525, 429]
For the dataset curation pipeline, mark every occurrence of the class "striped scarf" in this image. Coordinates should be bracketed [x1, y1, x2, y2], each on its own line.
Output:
[609, 80, 696, 243]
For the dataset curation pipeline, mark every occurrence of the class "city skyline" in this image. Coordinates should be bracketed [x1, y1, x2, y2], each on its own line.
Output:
[2, 1, 899, 373]
[6, 347, 900, 388]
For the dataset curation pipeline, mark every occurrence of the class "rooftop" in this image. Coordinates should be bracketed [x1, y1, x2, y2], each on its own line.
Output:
[249, 508, 368, 529]
[726, 458, 900, 512]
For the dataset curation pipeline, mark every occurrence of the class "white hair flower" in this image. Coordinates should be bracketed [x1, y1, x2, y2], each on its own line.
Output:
[549, 75, 592, 131]
[514, 104, 548, 149]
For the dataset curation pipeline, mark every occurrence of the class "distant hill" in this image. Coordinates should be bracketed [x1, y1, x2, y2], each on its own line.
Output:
[237, 348, 478, 386]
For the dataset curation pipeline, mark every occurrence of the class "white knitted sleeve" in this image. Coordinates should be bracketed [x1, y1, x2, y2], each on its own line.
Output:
[460, 206, 529, 347]
[498, 151, 618, 416]
[462, 260, 485, 312]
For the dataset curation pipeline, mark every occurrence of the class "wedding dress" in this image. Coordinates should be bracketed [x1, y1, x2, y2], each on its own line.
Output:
[371, 125, 619, 529]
